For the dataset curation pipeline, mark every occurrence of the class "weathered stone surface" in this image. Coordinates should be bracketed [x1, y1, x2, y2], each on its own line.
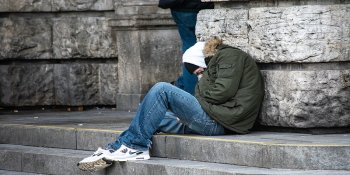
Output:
[248, 5, 350, 63]
[197, 9, 249, 50]
[260, 70, 350, 128]
[197, 4, 350, 128]
[0, 65, 54, 106]
[0, 125, 76, 149]
[206, 0, 350, 6]
[114, 0, 169, 16]
[0, 0, 52, 12]
[197, 4, 350, 63]
[52, 0, 114, 11]
[112, 18, 181, 110]
[99, 63, 118, 104]
[53, 17, 117, 59]
[0, 17, 52, 59]
[0, 149, 22, 172]
[69, 64, 100, 105]
[54, 63, 118, 106]
[76, 129, 119, 150]
[0, 63, 117, 106]
[0, 0, 114, 12]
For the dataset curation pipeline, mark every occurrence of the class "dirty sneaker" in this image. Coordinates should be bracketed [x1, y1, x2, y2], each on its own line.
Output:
[77, 147, 113, 171]
[104, 144, 150, 161]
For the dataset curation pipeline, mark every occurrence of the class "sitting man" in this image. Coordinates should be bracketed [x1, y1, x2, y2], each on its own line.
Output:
[77, 36, 264, 171]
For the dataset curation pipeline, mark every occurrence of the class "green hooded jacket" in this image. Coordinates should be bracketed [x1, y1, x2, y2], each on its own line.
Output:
[195, 44, 264, 134]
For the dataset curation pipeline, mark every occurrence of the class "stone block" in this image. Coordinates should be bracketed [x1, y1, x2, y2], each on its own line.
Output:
[0, 125, 37, 146]
[140, 64, 180, 94]
[197, 4, 350, 63]
[115, 28, 181, 93]
[116, 94, 142, 111]
[76, 129, 120, 151]
[0, 0, 52, 12]
[69, 64, 100, 105]
[248, 5, 350, 63]
[0, 149, 22, 171]
[0, 63, 117, 106]
[52, 0, 114, 11]
[53, 64, 70, 105]
[260, 69, 350, 128]
[54, 63, 118, 106]
[151, 134, 350, 170]
[0, 125, 76, 149]
[112, 19, 182, 110]
[37, 126, 77, 149]
[150, 135, 167, 157]
[197, 9, 249, 48]
[53, 17, 117, 59]
[0, 66, 14, 105]
[99, 63, 118, 104]
[262, 145, 350, 170]
[160, 136, 264, 168]
[0, 17, 52, 59]
[0, 65, 54, 106]
[117, 63, 142, 94]
[0, 0, 114, 12]
[114, 0, 170, 16]
[20, 148, 103, 175]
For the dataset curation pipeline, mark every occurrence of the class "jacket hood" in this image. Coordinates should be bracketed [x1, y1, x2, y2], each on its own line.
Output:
[182, 42, 207, 68]
[203, 36, 223, 58]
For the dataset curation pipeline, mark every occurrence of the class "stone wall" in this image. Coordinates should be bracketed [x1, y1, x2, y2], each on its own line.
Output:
[0, 0, 118, 107]
[0, 0, 182, 108]
[196, 1, 350, 128]
[2, 0, 348, 129]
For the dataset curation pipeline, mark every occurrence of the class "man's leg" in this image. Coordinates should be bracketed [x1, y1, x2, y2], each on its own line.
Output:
[78, 82, 225, 169]
[157, 111, 199, 134]
[108, 82, 225, 152]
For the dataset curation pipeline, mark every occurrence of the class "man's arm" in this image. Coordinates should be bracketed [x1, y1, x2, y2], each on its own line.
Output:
[200, 52, 244, 104]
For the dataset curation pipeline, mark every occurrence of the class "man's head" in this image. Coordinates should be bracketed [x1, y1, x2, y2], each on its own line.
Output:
[182, 42, 206, 75]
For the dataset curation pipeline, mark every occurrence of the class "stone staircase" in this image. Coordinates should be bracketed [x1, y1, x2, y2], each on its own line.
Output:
[0, 109, 349, 175]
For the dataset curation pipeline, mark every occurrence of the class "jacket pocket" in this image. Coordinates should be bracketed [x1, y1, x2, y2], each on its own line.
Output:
[217, 64, 234, 78]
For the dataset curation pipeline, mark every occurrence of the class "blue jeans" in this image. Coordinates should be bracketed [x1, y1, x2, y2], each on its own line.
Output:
[108, 82, 225, 151]
[171, 10, 198, 52]
[175, 64, 198, 95]
[171, 10, 199, 95]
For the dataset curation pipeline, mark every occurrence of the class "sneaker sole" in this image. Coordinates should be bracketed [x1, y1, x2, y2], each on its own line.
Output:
[105, 154, 150, 162]
[77, 158, 112, 171]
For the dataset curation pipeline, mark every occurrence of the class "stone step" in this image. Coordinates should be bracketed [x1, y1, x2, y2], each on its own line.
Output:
[0, 170, 43, 175]
[0, 144, 103, 175]
[0, 110, 349, 170]
[1, 144, 349, 175]
[1, 123, 350, 171]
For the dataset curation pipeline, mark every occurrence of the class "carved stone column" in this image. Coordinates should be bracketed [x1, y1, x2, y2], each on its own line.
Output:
[110, 1, 182, 111]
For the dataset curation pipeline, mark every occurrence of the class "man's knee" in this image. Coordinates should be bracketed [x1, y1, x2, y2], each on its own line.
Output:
[151, 82, 171, 92]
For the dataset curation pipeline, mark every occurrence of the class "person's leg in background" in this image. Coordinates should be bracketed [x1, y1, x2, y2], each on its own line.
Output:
[171, 10, 199, 95]
[171, 10, 198, 52]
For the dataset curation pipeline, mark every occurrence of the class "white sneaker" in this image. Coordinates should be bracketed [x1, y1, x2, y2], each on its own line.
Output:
[104, 144, 150, 161]
[77, 148, 113, 171]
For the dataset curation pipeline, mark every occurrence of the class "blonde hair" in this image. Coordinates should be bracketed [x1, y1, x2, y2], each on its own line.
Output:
[203, 36, 223, 58]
